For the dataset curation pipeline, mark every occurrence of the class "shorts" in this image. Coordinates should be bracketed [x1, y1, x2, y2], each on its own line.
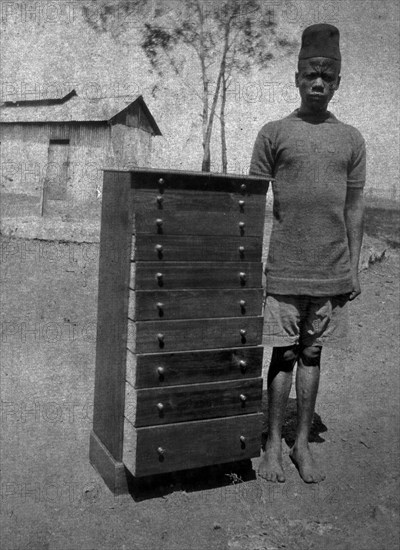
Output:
[263, 293, 350, 348]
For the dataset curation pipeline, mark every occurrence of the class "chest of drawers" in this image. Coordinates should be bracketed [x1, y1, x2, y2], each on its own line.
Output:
[89, 168, 269, 493]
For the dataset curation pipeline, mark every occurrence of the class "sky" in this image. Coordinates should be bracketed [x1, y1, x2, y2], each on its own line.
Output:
[1, 0, 399, 200]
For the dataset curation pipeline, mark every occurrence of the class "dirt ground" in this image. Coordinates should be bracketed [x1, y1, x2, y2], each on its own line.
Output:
[1, 214, 399, 550]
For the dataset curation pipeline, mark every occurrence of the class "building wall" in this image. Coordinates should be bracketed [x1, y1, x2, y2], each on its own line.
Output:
[0, 122, 152, 220]
[110, 124, 152, 170]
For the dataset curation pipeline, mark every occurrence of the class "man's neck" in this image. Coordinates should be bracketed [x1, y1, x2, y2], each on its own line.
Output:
[297, 106, 330, 119]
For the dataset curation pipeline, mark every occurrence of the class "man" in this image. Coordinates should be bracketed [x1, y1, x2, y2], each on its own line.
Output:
[250, 24, 365, 483]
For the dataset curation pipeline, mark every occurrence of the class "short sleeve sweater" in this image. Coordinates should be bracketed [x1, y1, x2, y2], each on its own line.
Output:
[250, 109, 366, 296]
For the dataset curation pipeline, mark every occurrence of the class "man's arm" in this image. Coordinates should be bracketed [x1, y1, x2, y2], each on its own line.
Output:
[344, 187, 364, 300]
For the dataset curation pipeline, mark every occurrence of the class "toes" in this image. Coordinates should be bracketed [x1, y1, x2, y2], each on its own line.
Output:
[302, 470, 325, 483]
[257, 468, 269, 481]
[261, 471, 274, 482]
[302, 470, 313, 483]
[277, 472, 286, 483]
[303, 474, 317, 483]
[257, 468, 284, 483]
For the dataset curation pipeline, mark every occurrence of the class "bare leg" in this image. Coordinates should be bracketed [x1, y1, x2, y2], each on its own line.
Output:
[258, 346, 298, 482]
[290, 345, 326, 483]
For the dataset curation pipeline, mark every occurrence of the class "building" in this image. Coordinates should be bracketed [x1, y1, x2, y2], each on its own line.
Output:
[0, 90, 161, 229]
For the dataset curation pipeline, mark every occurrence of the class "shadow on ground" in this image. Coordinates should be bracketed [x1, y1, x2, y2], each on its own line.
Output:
[125, 459, 257, 502]
[261, 395, 328, 450]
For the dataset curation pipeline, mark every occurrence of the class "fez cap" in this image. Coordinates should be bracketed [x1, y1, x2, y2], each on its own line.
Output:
[299, 24, 341, 61]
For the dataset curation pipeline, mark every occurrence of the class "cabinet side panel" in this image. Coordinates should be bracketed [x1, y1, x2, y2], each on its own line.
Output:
[92, 171, 133, 460]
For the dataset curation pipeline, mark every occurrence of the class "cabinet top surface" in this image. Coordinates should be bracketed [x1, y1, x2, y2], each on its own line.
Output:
[103, 168, 272, 194]
[103, 167, 273, 183]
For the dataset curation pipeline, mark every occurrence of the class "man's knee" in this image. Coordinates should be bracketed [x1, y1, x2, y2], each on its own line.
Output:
[299, 345, 322, 366]
[271, 345, 299, 370]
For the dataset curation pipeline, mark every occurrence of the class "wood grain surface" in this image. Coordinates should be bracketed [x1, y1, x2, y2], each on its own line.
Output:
[134, 234, 262, 261]
[130, 289, 263, 320]
[124, 412, 263, 476]
[92, 171, 133, 460]
[127, 346, 264, 388]
[129, 316, 263, 353]
[132, 262, 263, 290]
[133, 188, 265, 236]
[127, 378, 263, 427]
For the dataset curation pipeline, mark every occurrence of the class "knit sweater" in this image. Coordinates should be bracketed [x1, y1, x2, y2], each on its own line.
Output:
[250, 109, 366, 296]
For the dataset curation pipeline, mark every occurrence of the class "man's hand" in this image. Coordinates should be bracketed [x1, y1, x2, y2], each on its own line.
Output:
[348, 272, 361, 300]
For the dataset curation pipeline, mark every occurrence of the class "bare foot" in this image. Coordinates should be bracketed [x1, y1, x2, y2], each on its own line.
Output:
[289, 444, 325, 483]
[258, 439, 285, 482]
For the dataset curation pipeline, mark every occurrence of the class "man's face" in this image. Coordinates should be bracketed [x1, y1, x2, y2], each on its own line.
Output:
[295, 57, 341, 113]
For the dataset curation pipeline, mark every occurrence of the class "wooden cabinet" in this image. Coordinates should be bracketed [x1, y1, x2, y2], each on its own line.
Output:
[89, 168, 270, 493]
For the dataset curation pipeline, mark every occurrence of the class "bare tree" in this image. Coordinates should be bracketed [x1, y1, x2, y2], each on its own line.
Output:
[83, 0, 297, 172]
[142, 0, 297, 172]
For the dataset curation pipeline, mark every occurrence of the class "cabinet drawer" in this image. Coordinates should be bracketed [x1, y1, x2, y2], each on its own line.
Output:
[126, 378, 263, 427]
[132, 262, 263, 290]
[134, 191, 264, 236]
[123, 412, 263, 476]
[134, 235, 262, 262]
[128, 317, 263, 354]
[127, 347, 264, 388]
[130, 289, 263, 321]
[130, 170, 268, 193]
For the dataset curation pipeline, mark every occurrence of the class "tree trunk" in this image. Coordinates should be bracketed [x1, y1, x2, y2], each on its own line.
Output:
[195, 0, 210, 171]
[202, 18, 231, 172]
[202, 150, 211, 172]
[220, 73, 228, 173]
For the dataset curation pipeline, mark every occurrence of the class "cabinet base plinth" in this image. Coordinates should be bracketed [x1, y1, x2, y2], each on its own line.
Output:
[89, 431, 130, 495]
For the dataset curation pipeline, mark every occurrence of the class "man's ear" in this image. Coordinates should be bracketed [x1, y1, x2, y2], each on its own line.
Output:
[333, 75, 341, 91]
[295, 72, 299, 88]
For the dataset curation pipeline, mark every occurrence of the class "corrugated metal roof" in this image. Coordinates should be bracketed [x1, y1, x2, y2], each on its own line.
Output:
[0, 91, 161, 135]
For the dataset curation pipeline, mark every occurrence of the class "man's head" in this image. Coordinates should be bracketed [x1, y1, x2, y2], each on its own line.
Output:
[295, 24, 341, 114]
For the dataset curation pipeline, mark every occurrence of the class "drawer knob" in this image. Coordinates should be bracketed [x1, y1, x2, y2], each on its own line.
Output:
[240, 183, 247, 192]
[238, 199, 245, 209]
[156, 219, 163, 232]
[157, 402, 164, 412]
[157, 366, 165, 377]
[155, 244, 163, 252]
[158, 178, 165, 186]
[239, 221, 245, 229]
[239, 299, 246, 307]
[156, 272, 163, 285]
[240, 329, 246, 337]
[157, 333, 164, 344]
[156, 195, 163, 207]
[238, 246, 245, 257]
[239, 272, 246, 284]
[240, 394, 247, 403]
[239, 435, 246, 445]
[239, 360, 247, 371]
[157, 446, 165, 456]
[156, 302, 164, 310]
